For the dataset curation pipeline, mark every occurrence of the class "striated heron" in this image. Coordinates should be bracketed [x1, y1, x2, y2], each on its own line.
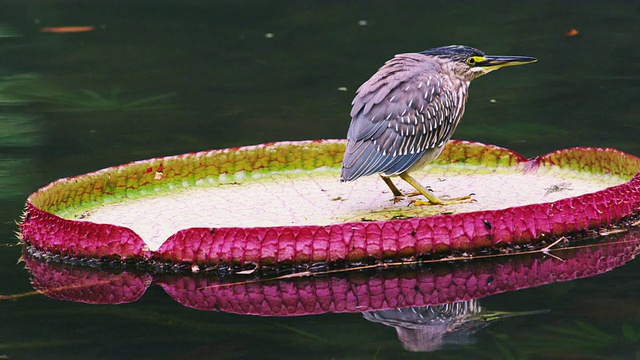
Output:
[340, 45, 537, 205]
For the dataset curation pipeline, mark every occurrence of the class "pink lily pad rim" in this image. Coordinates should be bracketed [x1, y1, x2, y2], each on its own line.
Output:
[19, 139, 640, 267]
[21, 230, 640, 315]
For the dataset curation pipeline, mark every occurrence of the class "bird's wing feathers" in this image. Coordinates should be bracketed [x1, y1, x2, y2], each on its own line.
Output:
[341, 53, 462, 181]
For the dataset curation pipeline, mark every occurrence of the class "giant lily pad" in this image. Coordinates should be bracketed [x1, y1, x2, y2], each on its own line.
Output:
[19, 140, 640, 267]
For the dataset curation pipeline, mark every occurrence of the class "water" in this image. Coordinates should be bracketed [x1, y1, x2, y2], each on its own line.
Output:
[1, 1, 639, 359]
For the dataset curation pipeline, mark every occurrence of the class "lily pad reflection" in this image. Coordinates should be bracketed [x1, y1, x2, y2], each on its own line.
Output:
[14, 230, 640, 352]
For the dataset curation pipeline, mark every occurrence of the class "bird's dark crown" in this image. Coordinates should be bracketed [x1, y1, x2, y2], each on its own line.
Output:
[419, 45, 484, 62]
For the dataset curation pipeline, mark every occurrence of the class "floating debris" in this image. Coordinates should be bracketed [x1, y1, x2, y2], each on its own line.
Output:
[564, 28, 579, 37]
[544, 182, 573, 196]
[40, 26, 95, 33]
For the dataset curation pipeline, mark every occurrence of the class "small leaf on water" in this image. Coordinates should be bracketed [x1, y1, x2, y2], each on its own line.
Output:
[564, 28, 580, 37]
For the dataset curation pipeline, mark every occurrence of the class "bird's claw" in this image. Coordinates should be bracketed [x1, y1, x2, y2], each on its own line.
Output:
[392, 196, 405, 204]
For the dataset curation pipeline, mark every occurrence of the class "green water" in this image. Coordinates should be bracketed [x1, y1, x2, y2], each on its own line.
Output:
[1, 1, 639, 359]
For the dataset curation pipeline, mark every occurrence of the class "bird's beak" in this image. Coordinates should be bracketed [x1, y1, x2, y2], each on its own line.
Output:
[477, 55, 537, 70]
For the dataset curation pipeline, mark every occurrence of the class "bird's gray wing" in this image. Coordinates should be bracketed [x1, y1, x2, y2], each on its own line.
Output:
[341, 53, 463, 182]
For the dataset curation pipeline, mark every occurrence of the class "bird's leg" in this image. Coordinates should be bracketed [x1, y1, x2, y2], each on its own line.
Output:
[399, 172, 473, 205]
[399, 173, 444, 205]
[380, 175, 405, 202]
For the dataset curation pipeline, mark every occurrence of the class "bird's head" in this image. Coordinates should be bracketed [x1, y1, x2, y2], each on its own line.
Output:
[420, 45, 537, 81]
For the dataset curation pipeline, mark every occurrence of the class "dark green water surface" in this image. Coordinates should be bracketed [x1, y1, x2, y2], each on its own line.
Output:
[1, 1, 639, 359]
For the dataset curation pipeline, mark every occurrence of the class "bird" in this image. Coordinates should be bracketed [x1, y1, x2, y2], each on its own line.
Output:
[340, 45, 537, 205]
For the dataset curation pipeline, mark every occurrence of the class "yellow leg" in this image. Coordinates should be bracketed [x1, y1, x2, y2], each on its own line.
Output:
[380, 175, 410, 203]
[399, 172, 473, 205]
[380, 175, 403, 197]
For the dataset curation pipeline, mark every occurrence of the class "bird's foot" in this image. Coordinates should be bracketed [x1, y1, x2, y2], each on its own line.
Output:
[392, 196, 405, 204]
[406, 189, 431, 198]
[412, 193, 476, 206]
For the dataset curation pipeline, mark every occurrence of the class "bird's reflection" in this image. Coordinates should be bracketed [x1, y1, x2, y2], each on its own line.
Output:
[364, 300, 545, 352]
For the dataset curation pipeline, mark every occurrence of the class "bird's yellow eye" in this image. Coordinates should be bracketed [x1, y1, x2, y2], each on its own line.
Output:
[466, 56, 484, 66]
